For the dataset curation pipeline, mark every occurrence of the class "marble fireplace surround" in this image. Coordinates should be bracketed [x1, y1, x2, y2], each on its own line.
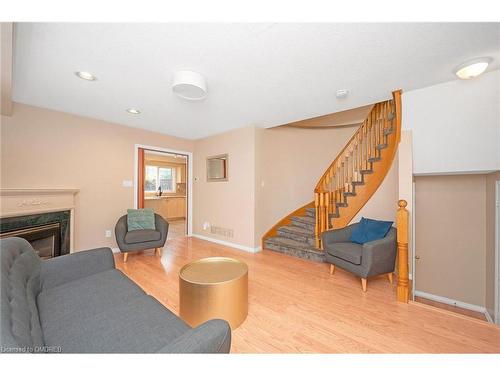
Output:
[0, 189, 79, 252]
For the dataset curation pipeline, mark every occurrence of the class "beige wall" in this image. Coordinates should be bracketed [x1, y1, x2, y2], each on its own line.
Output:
[0, 23, 13, 116]
[0, 103, 194, 250]
[255, 125, 357, 245]
[415, 175, 487, 306]
[351, 154, 399, 224]
[486, 171, 500, 319]
[193, 126, 256, 248]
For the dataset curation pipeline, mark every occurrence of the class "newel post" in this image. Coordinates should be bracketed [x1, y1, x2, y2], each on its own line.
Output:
[396, 199, 409, 303]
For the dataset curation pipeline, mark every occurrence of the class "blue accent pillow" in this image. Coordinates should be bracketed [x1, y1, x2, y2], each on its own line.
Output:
[349, 217, 393, 244]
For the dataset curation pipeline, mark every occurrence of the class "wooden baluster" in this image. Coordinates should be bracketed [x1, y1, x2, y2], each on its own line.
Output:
[382, 101, 387, 140]
[361, 127, 366, 171]
[367, 115, 371, 161]
[365, 122, 369, 169]
[376, 105, 380, 147]
[353, 143, 358, 183]
[324, 192, 330, 230]
[314, 192, 320, 247]
[343, 160, 347, 196]
[338, 164, 341, 203]
[371, 108, 376, 158]
[348, 154, 351, 192]
[396, 199, 410, 303]
[318, 192, 323, 237]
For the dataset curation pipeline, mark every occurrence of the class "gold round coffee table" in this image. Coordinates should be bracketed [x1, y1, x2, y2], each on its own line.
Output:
[179, 257, 248, 329]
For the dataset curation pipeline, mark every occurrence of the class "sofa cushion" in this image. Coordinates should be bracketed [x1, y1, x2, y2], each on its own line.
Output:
[124, 229, 161, 244]
[326, 242, 363, 265]
[1, 238, 44, 351]
[127, 208, 156, 231]
[42, 294, 190, 353]
[37, 269, 145, 331]
[349, 217, 393, 244]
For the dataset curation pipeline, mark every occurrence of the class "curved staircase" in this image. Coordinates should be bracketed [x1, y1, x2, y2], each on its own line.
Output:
[263, 90, 402, 261]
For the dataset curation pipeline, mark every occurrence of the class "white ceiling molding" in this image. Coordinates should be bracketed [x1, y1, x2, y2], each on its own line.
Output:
[11, 23, 500, 139]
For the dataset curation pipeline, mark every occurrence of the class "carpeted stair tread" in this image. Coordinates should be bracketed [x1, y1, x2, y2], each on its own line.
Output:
[264, 236, 325, 263]
[279, 224, 314, 236]
[291, 215, 315, 225]
[277, 225, 315, 245]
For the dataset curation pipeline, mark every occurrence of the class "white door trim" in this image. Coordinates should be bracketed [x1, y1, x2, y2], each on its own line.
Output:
[133, 144, 193, 237]
[494, 181, 500, 324]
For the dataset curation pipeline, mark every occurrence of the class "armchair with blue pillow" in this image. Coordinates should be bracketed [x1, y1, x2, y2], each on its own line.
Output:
[321, 217, 397, 292]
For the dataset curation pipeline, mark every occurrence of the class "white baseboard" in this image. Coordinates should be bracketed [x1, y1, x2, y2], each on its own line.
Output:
[192, 234, 261, 253]
[414, 290, 487, 315]
[110, 247, 120, 254]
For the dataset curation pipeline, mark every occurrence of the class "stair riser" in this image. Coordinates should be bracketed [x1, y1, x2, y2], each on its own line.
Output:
[290, 218, 315, 231]
[264, 241, 325, 263]
[305, 209, 316, 218]
[277, 229, 315, 245]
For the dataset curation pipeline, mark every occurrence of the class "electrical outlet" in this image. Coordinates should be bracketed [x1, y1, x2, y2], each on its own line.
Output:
[105, 230, 112, 238]
[203, 222, 210, 231]
[122, 180, 133, 187]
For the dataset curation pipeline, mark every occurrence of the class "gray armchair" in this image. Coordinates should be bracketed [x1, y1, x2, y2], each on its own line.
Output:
[115, 213, 169, 262]
[322, 223, 396, 292]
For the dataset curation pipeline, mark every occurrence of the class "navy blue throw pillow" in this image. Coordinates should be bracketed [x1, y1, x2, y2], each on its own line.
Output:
[349, 217, 393, 244]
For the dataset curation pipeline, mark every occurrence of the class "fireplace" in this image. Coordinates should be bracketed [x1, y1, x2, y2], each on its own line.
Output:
[0, 210, 70, 259]
[0, 189, 78, 254]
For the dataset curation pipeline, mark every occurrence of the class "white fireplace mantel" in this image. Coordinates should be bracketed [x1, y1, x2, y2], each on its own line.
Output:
[0, 188, 79, 251]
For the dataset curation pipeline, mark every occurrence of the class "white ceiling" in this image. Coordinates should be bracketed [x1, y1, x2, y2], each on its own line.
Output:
[12, 23, 500, 139]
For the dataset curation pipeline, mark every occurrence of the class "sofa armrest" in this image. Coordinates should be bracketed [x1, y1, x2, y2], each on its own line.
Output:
[115, 215, 128, 247]
[156, 319, 231, 353]
[41, 247, 115, 290]
[322, 223, 358, 247]
[154, 214, 169, 242]
[361, 228, 397, 277]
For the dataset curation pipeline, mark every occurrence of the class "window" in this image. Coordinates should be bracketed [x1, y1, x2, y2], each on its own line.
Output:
[144, 165, 175, 192]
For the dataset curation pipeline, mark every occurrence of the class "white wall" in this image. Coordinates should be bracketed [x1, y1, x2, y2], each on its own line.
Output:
[403, 70, 500, 175]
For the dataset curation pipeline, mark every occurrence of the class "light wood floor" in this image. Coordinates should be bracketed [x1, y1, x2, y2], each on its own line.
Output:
[115, 237, 500, 353]
[167, 219, 186, 240]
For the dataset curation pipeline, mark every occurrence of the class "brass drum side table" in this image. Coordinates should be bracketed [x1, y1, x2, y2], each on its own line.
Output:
[179, 257, 248, 329]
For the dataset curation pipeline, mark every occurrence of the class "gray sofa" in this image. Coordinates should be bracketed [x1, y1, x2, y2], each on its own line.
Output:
[115, 213, 169, 262]
[0, 237, 231, 353]
[322, 224, 397, 292]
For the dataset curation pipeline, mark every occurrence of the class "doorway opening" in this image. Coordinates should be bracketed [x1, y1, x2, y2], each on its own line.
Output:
[134, 145, 193, 240]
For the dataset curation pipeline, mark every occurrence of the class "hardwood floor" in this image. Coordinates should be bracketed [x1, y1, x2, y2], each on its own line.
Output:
[167, 219, 186, 240]
[115, 237, 500, 353]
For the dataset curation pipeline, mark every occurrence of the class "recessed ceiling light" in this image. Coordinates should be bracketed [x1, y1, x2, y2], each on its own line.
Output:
[454, 58, 492, 80]
[126, 108, 141, 115]
[75, 71, 97, 81]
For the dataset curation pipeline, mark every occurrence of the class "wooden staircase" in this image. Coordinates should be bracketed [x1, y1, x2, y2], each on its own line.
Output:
[263, 90, 402, 261]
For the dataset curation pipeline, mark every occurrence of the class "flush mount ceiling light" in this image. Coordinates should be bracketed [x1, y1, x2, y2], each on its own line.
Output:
[336, 89, 350, 99]
[454, 57, 492, 80]
[172, 71, 207, 100]
[75, 71, 97, 81]
[126, 108, 141, 115]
